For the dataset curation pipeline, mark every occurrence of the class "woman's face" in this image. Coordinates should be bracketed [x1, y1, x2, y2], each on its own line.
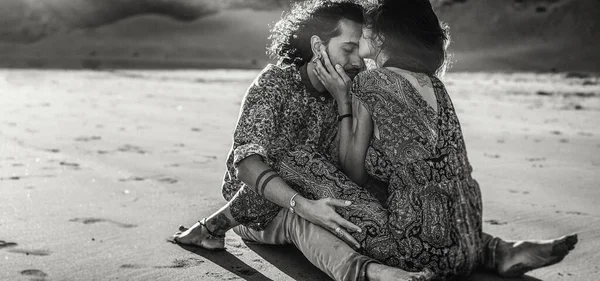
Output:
[358, 26, 380, 60]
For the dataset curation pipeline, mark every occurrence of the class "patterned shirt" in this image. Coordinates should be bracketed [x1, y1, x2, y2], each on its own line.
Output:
[221, 64, 339, 206]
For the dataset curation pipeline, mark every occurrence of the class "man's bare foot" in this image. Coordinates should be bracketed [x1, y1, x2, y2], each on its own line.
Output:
[172, 220, 226, 251]
[366, 263, 435, 281]
[495, 234, 578, 277]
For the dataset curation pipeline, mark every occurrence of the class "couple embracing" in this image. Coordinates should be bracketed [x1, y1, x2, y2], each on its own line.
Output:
[173, 0, 577, 280]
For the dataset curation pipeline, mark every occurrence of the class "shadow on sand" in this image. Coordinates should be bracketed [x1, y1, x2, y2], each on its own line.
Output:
[174, 241, 330, 280]
[175, 241, 544, 281]
[466, 272, 543, 281]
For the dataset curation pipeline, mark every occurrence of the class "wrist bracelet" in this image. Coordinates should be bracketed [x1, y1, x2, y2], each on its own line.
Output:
[289, 193, 300, 213]
[338, 114, 352, 122]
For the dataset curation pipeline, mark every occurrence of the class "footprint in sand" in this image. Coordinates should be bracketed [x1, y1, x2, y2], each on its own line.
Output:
[118, 175, 177, 184]
[119, 176, 145, 182]
[484, 219, 507, 226]
[153, 258, 205, 269]
[75, 136, 102, 142]
[484, 153, 500, 159]
[59, 161, 81, 169]
[556, 210, 589, 216]
[69, 218, 137, 228]
[0, 176, 22, 181]
[120, 264, 146, 269]
[526, 157, 546, 162]
[0, 240, 18, 249]
[9, 249, 51, 256]
[117, 144, 148, 154]
[526, 157, 547, 168]
[20, 269, 47, 278]
[1, 174, 55, 181]
[156, 176, 178, 184]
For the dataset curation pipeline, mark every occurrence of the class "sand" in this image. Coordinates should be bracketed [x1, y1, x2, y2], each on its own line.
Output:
[0, 69, 599, 280]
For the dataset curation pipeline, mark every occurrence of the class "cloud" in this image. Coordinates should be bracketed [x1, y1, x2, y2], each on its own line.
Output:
[0, 0, 293, 43]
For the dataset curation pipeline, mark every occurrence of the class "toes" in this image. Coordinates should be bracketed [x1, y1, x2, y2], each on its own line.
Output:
[551, 234, 578, 256]
[565, 234, 578, 246]
[551, 242, 569, 256]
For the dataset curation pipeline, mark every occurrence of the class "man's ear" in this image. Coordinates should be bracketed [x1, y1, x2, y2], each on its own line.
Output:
[310, 35, 323, 60]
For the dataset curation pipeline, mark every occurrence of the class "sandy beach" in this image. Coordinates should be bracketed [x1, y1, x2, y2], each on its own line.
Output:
[0, 68, 599, 280]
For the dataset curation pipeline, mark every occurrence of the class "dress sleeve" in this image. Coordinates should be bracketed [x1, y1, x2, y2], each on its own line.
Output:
[232, 66, 282, 168]
[349, 70, 380, 118]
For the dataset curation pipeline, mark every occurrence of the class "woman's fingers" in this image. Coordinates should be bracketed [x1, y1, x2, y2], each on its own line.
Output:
[335, 64, 352, 85]
[315, 60, 331, 78]
[313, 67, 327, 86]
[320, 46, 341, 79]
[313, 70, 325, 85]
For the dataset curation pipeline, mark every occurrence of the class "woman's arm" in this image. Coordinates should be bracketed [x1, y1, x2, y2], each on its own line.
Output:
[341, 98, 373, 186]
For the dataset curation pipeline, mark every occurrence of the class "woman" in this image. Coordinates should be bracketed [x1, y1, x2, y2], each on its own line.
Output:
[276, 0, 577, 279]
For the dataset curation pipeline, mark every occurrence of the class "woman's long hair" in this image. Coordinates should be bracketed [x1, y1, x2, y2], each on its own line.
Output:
[364, 0, 451, 76]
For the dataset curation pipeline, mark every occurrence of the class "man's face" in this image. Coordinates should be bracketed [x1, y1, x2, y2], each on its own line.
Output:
[324, 19, 364, 79]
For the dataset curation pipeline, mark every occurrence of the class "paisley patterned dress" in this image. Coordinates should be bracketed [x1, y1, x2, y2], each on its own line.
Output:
[276, 68, 484, 279]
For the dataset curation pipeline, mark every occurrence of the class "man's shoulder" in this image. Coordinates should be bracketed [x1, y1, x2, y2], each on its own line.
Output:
[252, 64, 299, 89]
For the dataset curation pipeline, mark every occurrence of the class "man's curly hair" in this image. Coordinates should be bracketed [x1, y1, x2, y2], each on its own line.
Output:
[267, 0, 364, 67]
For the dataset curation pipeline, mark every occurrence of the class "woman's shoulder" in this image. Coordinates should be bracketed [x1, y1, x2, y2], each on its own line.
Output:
[354, 68, 390, 84]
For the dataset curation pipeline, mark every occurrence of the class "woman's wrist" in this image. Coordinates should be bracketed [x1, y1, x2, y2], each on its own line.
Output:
[337, 100, 352, 114]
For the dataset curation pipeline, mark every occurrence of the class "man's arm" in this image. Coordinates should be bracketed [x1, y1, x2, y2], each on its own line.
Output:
[236, 155, 362, 249]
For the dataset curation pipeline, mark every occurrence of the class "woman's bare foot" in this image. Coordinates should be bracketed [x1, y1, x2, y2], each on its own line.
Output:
[172, 220, 226, 251]
[366, 263, 435, 281]
[495, 234, 578, 277]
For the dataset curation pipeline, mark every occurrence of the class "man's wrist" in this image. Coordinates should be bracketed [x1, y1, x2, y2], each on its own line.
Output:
[291, 195, 309, 215]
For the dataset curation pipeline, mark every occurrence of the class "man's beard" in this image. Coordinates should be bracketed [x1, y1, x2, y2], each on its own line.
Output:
[344, 68, 360, 80]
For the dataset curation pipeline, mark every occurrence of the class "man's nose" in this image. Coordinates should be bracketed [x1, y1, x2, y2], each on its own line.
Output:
[350, 54, 364, 69]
